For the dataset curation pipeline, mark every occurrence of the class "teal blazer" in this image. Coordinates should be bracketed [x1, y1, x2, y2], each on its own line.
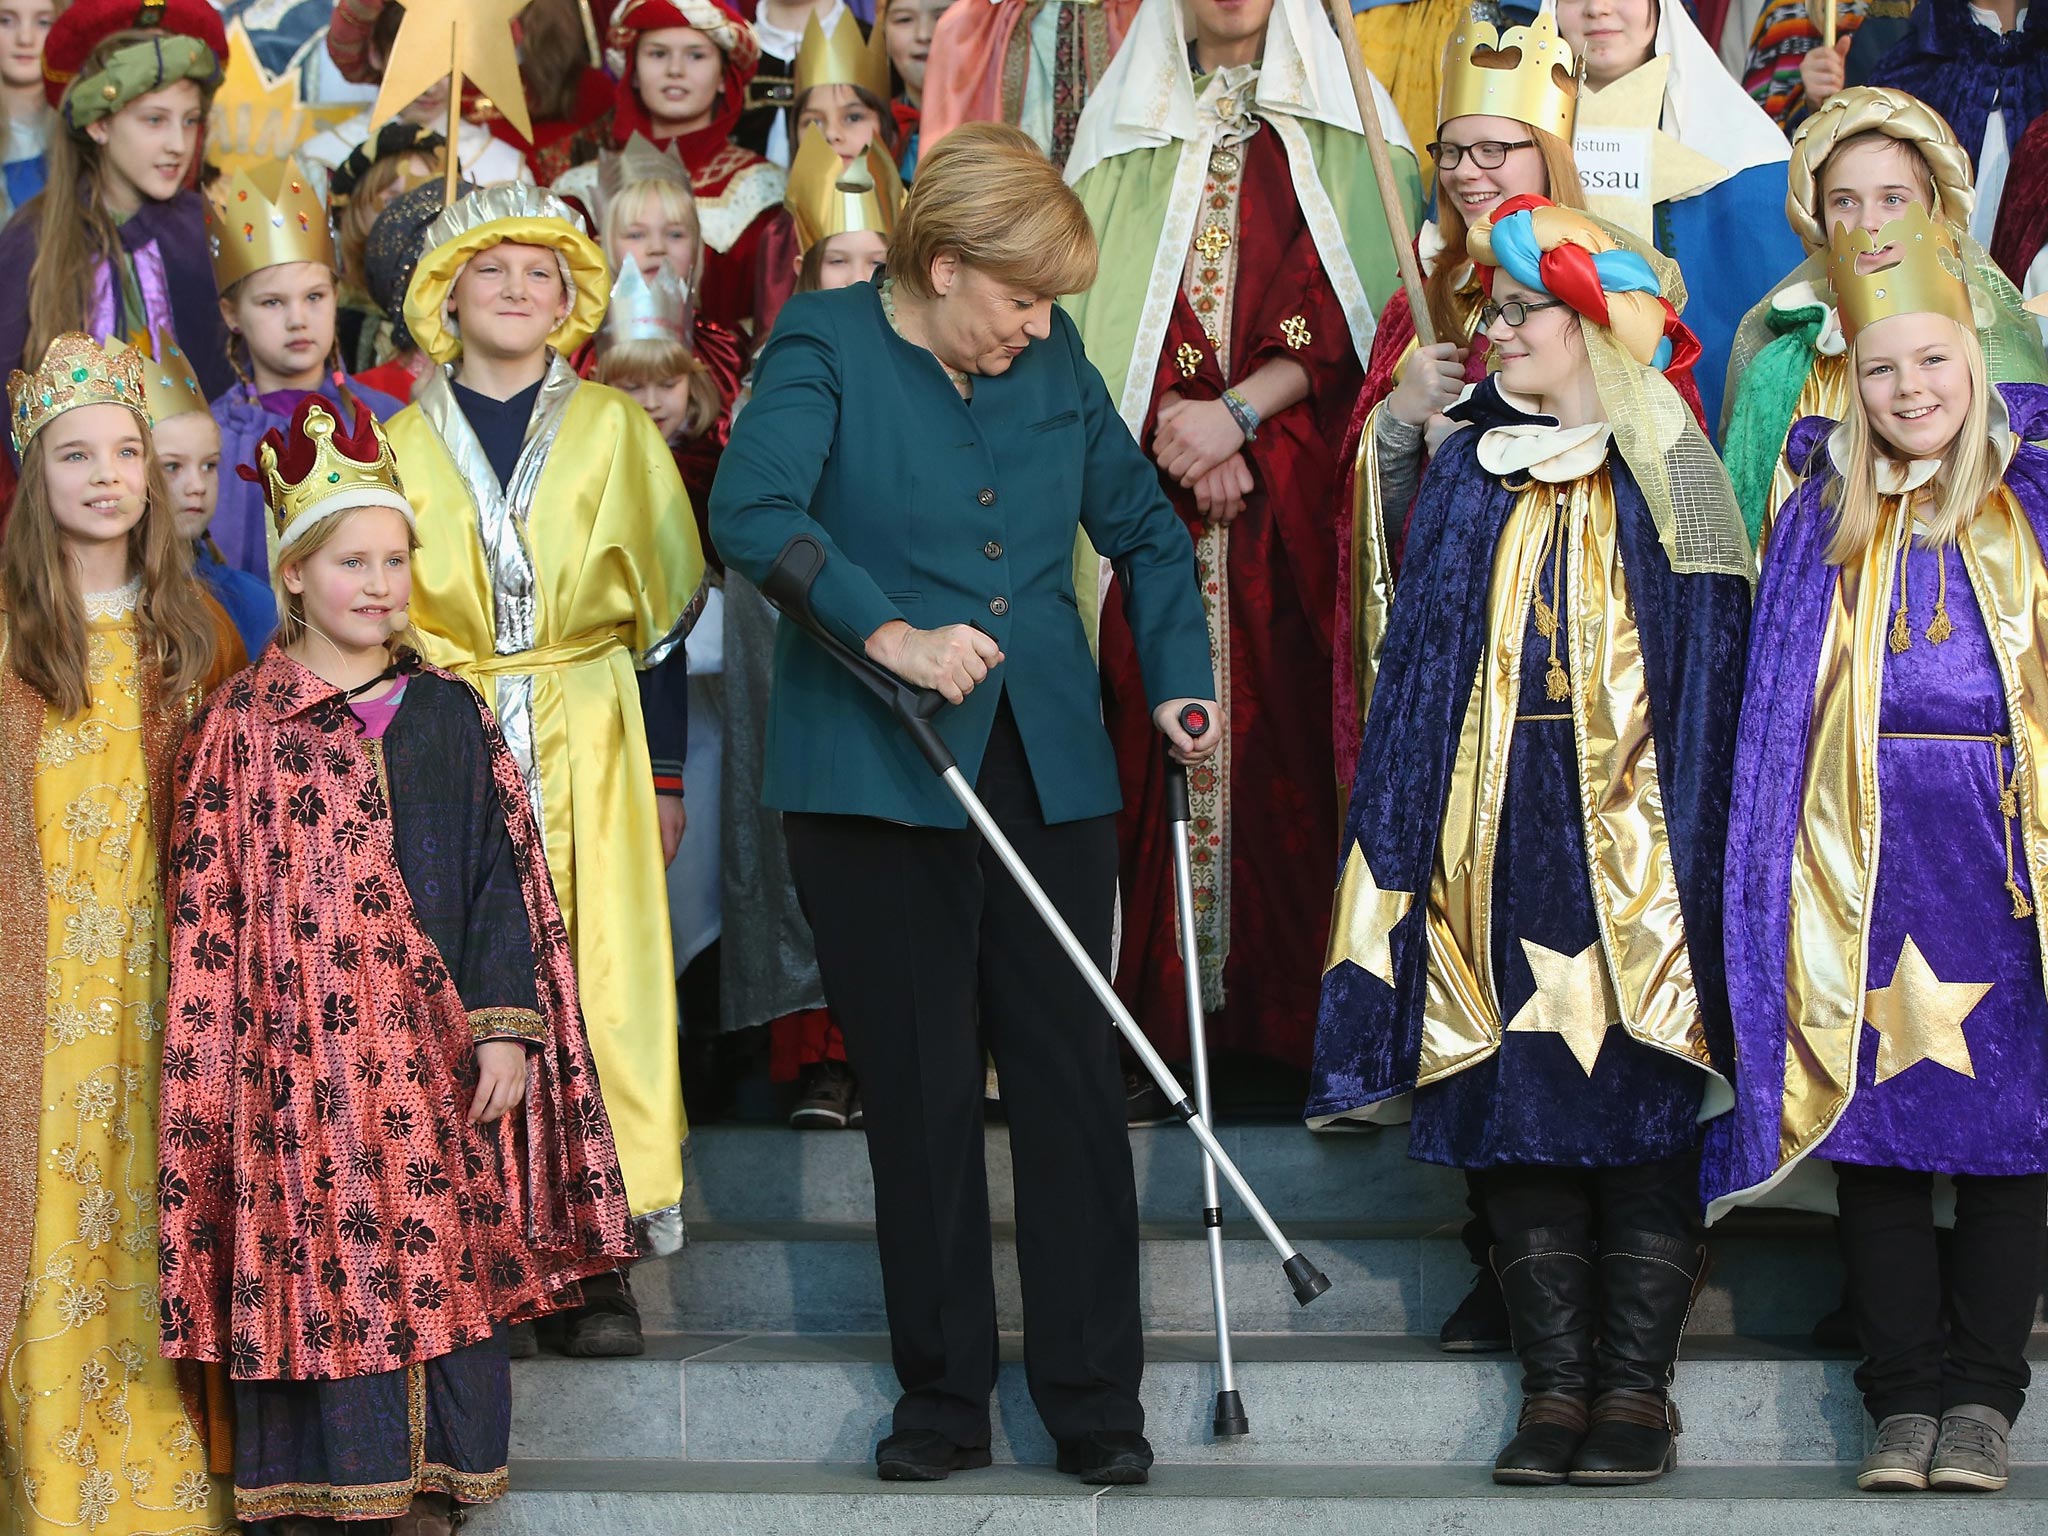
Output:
[710, 276, 1214, 829]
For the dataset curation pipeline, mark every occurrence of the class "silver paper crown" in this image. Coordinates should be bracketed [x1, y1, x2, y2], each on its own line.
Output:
[605, 254, 689, 345]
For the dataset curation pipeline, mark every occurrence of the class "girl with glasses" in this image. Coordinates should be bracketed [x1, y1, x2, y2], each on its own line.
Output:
[1312, 192, 1752, 1489]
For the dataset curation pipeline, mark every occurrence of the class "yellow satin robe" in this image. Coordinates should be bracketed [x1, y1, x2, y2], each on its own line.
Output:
[387, 369, 705, 1244]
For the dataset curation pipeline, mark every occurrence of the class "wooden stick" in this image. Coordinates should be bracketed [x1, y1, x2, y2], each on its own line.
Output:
[446, 23, 463, 206]
[1322, 0, 1435, 346]
[1821, 0, 1837, 51]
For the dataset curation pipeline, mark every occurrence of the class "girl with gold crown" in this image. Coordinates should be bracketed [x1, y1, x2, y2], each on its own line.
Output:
[1310, 194, 1751, 1488]
[156, 392, 636, 1536]
[1721, 86, 2048, 546]
[1705, 203, 2048, 1498]
[0, 331, 241, 1534]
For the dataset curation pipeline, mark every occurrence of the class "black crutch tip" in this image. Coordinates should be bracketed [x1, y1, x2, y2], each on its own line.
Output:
[1283, 1252, 1332, 1306]
[1212, 1390, 1250, 1438]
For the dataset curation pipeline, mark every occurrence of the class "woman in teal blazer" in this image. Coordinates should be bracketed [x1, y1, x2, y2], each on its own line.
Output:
[710, 125, 1218, 1488]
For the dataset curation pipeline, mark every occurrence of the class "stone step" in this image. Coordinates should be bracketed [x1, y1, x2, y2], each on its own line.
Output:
[635, 1216, 1844, 1336]
[682, 1122, 1461, 1226]
[471, 1461, 2048, 1535]
[505, 1332, 2048, 1468]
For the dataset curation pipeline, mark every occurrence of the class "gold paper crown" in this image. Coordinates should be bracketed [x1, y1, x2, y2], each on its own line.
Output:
[123, 329, 210, 425]
[794, 10, 892, 103]
[7, 333, 146, 455]
[1826, 203, 1974, 343]
[254, 398, 413, 550]
[786, 127, 905, 253]
[1438, 7, 1579, 144]
[206, 157, 337, 292]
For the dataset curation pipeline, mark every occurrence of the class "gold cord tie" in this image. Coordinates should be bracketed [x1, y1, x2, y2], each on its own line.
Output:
[1531, 489, 1570, 702]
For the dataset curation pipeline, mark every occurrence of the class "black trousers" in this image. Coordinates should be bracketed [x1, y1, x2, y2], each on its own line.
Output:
[1473, 1155, 1702, 1250]
[784, 699, 1143, 1448]
[1834, 1162, 2046, 1424]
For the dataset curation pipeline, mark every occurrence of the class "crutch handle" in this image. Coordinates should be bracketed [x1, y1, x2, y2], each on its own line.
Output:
[759, 534, 955, 773]
[1163, 702, 1212, 823]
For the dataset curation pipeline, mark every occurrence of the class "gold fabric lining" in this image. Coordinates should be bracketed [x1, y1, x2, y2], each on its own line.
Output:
[1762, 353, 1851, 555]
[1348, 401, 1396, 746]
[1420, 473, 1720, 1097]
[233, 1361, 508, 1521]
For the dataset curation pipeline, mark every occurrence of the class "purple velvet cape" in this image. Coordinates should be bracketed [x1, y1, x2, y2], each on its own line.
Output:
[1871, 0, 2048, 165]
[1304, 379, 1751, 1125]
[209, 376, 406, 579]
[1701, 382, 2048, 1206]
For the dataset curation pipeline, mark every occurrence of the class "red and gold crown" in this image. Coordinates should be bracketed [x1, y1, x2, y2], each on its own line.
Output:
[1825, 203, 1974, 343]
[1438, 6, 1578, 143]
[207, 157, 336, 292]
[238, 395, 412, 550]
[122, 327, 209, 425]
[7, 332, 146, 455]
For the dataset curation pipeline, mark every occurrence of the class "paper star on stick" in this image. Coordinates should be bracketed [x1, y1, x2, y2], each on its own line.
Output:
[370, 0, 531, 196]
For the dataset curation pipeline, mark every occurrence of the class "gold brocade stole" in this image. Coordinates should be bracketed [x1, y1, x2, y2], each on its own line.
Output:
[1418, 472, 1724, 1096]
[1777, 489, 2048, 1164]
[1347, 289, 1487, 732]
[1761, 352, 1852, 554]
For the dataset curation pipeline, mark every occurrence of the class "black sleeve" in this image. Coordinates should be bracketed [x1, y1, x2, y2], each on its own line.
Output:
[639, 641, 690, 797]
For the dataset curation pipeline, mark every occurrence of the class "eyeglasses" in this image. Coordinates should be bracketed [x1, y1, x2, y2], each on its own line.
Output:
[1480, 297, 1567, 329]
[1426, 139, 1537, 171]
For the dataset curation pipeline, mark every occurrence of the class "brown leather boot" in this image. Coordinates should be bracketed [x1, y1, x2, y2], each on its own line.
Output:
[389, 1492, 456, 1536]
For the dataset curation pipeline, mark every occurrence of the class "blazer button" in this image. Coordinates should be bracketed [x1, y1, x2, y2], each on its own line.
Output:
[989, 596, 1009, 617]
[978, 488, 997, 506]
[983, 540, 1003, 560]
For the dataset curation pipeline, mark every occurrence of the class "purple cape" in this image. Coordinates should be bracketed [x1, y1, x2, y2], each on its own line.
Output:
[1702, 382, 2048, 1207]
[1871, 0, 2048, 165]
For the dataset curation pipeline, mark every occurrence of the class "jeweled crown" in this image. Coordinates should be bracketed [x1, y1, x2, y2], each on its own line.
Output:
[794, 9, 892, 102]
[606, 256, 689, 346]
[240, 395, 412, 550]
[7, 333, 146, 455]
[786, 126, 904, 253]
[206, 157, 337, 292]
[1438, 6, 1579, 144]
[1825, 203, 1974, 343]
[123, 328, 209, 425]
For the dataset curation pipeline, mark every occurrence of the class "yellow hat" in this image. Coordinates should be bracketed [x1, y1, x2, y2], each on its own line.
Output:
[403, 183, 612, 366]
[794, 9, 892, 102]
[786, 126, 904, 254]
[206, 158, 337, 292]
[1826, 203, 1974, 343]
[1438, 7, 1578, 143]
[7, 333, 146, 455]
[123, 329, 210, 426]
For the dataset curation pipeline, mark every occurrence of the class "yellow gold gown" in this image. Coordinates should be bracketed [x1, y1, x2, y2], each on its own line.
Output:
[0, 596, 229, 1535]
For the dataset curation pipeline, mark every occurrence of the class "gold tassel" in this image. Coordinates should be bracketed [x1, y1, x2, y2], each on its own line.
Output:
[2010, 878, 2034, 920]
[1545, 657, 1570, 701]
[1926, 555, 1953, 644]
[1533, 598, 1559, 639]
[1889, 607, 1913, 654]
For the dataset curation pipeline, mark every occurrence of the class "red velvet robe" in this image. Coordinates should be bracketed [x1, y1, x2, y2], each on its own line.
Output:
[1098, 127, 1360, 1071]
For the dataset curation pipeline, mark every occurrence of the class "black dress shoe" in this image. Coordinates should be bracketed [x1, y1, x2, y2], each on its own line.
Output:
[1440, 1266, 1513, 1353]
[1056, 1430, 1154, 1485]
[874, 1430, 993, 1482]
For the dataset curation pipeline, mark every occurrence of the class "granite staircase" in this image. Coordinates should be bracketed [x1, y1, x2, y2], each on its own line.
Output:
[469, 1124, 2048, 1533]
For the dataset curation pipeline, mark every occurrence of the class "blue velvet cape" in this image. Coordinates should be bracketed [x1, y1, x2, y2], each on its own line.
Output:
[1871, 0, 2048, 167]
[1703, 384, 2048, 1208]
[1661, 168, 1805, 434]
[1306, 379, 1750, 1127]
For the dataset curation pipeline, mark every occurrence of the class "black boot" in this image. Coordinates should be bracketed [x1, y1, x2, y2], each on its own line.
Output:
[1490, 1226, 1597, 1486]
[557, 1267, 645, 1358]
[1569, 1229, 1707, 1486]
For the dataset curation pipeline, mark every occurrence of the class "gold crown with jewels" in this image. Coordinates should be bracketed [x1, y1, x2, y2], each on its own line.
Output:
[1825, 203, 1974, 343]
[1438, 6, 1579, 143]
[206, 157, 337, 292]
[7, 333, 146, 455]
[248, 397, 413, 550]
[786, 126, 904, 253]
[122, 328, 210, 426]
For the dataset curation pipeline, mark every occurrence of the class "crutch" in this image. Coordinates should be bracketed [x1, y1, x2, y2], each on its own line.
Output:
[760, 534, 1332, 1308]
[1161, 712, 1249, 1437]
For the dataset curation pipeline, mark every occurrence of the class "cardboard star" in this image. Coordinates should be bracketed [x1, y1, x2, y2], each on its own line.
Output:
[1573, 56, 1728, 240]
[209, 21, 355, 179]
[1322, 841, 1414, 989]
[369, 0, 531, 146]
[1864, 934, 1989, 1085]
[1504, 938, 1618, 1078]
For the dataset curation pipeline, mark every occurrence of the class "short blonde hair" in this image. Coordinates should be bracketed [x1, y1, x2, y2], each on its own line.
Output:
[602, 179, 705, 287]
[886, 122, 1097, 299]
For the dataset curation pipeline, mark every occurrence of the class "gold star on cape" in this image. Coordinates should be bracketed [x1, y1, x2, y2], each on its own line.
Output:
[1573, 56, 1729, 240]
[1864, 935, 1988, 1085]
[1505, 938, 1619, 1077]
[1322, 841, 1413, 989]
[370, 0, 532, 148]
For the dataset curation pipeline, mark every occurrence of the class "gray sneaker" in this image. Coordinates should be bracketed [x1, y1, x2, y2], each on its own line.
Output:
[1857, 1413, 1938, 1491]
[1929, 1404, 2011, 1492]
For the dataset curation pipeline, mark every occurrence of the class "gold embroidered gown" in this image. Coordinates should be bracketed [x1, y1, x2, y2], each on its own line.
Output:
[0, 590, 229, 1534]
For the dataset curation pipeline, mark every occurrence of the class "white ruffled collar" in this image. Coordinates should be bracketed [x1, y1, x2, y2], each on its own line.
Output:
[1476, 388, 1614, 483]
[82, 575, 141, 620]
[1771, 279, 1848, 358]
